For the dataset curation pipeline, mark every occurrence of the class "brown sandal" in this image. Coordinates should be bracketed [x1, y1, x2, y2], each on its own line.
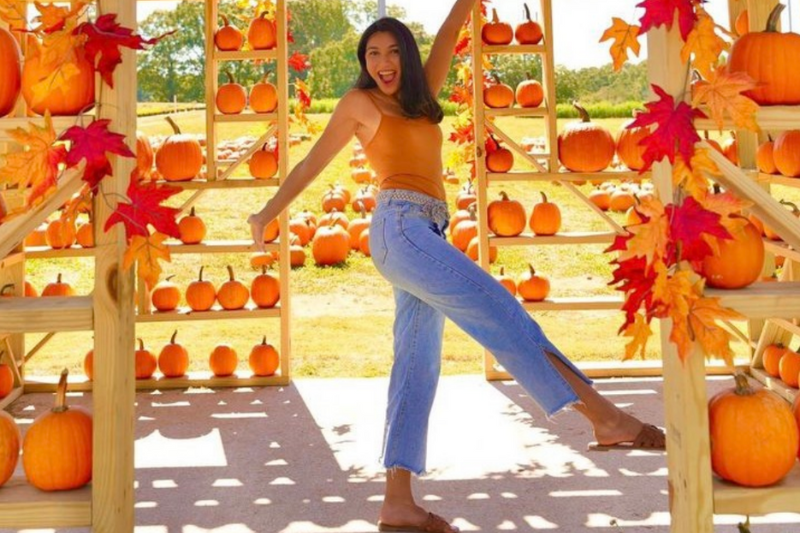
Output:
[588, 423, 666, 451]
[378, 511, 460, 532]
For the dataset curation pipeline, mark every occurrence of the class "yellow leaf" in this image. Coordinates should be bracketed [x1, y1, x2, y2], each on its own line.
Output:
[680, 10, 729, 80]
[672, 149, 720, 201]
[123, 232, 171, 289]
[599, 18, 641, 72]
[0, 113, 63, 203]
[617, 209, 669, 268]
[622, 312, 652, 360]
[692, 71, 760, 132]
[33, 1, 88, 32]
[689, 296, 744, 366]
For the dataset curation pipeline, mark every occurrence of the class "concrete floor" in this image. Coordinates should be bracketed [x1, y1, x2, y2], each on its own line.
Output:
[2, 375, 800, 532]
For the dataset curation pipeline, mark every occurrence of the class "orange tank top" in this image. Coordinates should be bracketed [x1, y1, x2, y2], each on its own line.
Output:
[361, 91, 445, 201]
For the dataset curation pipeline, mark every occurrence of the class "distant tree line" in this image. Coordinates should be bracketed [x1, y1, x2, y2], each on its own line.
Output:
[137, 0, 648, 107]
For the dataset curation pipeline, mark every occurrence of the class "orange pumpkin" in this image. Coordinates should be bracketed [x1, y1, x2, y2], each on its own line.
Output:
[42, 273, 74, 297]
[251, 265, 280, 308]
[699, 218, 764, 289]
[486, 138, 514, 173]
[515, 4, 543, 44]
[217, 265, 250, 310]
[347, 207, 371, 250]
[312, 222, 350, 266]
[515, 75, 544, 108]
[186, 266, 216, 312]
[155, 117, 203, 182]
[456, 180, 477, 210]
[248, 12, 277, 50]
[249, 336, 279, 377]
[25, 223, 48, 247]
[151, 275, 181, 311]
[773, 130, 800, 177]
[728, 4, 800, 105]
[756, 137, 777, 174]
[465, 236, 497, 263]
[216, 70, 247, 115]
[615, 117, 649, 171]
[23, 369, 92, 491]
[262, 217, 280, 243]
[487, 191, 526, 237]
[609, 188, 636, 213]
[290, 243, 307, 267]
[83, 349, 93, 381]
[588, 187, 611, 211]
[0, 28, 21, 118]
[722, 133, 739, 165]
[0, 192, 7, 223]
[75, 221, 94, 248]
[0, 409, 20, 488]
[22, 38, 95, 116]
[482, 8, 513, 45]
[45, 218, 76, 249]
[778, 349, 800, 388]
[352, 187, 377, 212]
[215, 14, 244, 51]
[358, 229, 371, 257]
[158, 330, 189, 378]
[0, 360, 13, 399]
[794, 396, 800, 460]
[517, 264, 550, 302]
[709, 372, 799, 487]
[322, 186, 347, 213]
[763, 343, 789, 378]
[178, 206, 207, 244]
[494, 266, 517, 296]
[484, 77, 514, 108]
[210, 344, 238, 377]
[451, 205, 478, 252]
[558, 103, 615, 172]
[529, 191, 561, 236]
[135, 338, 158, 380]
[248, 143, 278, 179]
[249, 78, 278, 113]
[136, 131, 154, 179]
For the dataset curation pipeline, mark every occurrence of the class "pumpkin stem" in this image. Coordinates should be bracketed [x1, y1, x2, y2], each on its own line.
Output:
[766, 3, 785, 32]
[528, 263, 537, 276]
[170, 330, 178, 344]
[261, 264, 267, 275]
[733, 371, 754, 396]
[165, 116, 181, 135]
[261, 335, 267, 345]
[523, 3, 532, 21]
[54, 368, 69, 413]
[189, 206, 197, 217]
[499, 191, 510, 201]
[0, 283, 14, 296]
[165, 274, 175, 283]
[499, 266, 506, 275]
[491, 8, 500, 23]
[780, 199, 800, 214]
[56, 273, 63, 284]
[226, 265, 236, 281]
[137, 338, 145, 351]
[198, 266, 205, 282]
[573, 102, 590, 123]
[359, 205, 367, 218]
[539, 191, 549, 203]
[220, 14, 230, 27]
[223, 69, 236, 85]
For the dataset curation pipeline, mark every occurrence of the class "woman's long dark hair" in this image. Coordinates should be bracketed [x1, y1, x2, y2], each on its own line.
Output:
[355, 17, 444, 124]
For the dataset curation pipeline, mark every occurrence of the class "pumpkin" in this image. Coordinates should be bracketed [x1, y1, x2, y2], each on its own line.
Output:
[494, 267, 517, 296]
[352, 187, 377, 212]
[756, 137, 778, 174]
[609, 188, 636, 213]
[178, 206, 207, 244]
[722, 133, 739, 165]
[588, 187, 611, 211]
[515, 4, 543, 44]
[135, 338, 158, 380]
[699, 218, 764, 289]
[529, 191, 561, 236]
[0, 28, 21, 118]
[290, 243, 307, 267]
[625, 202, 644, 226]
[358, 229, 371, 257]
[763, 343, 789, 378]
[482, 8, 513, 45]
[251, 265, 280, 308]
[778, 348, 800, 387]
[517, 264, 550, 302]
[351, 167, 372, 184]
[794, 396, 800, 460]
[312, 222, 350, 266]
[248, 12, 277, 50]
[151, 275, 180, 311]
[215, 14, 244, 51]
[249, 336, 279, 377]
[0, 409, 20, 488]
[22, 38, 95, 116]
[319, 208, 349, 231]
[772, 130, 800, 177]
[217, 265, 250, 310]
[735, 9, 749, 36]
[442, 167, 459, 184]
[75, 220, 94, 248]
[350, 154, 368, 169]
[486, 137, 514, 173]
[764, 200, 799, 241]
[210, 344, 238, 377]
[158, 330, 189, 378]
[83, 349, 93, 381]
[45, 218, 76, 249]
[23, 369, 92, 491]
[456, 180, 477, 210]
[42, 273, 74, 297]
[216, 70, 247, 115]
[708, 372, 798, 487]
[487, 191, 526, 237]
[25, 223, 48, 247]
[558, 103, 615, 172]
[515, 75, 544, 108]
[347, 207, 371, 250]
[451, 205, 478, 252]
[156, 117, 203, 181]
[465, 236, 497, 263]
[0, 359, 13, 399]
[136, 131, 154, 179]
[262, 217, 280, 243]
[186, 266, 216, 312]
[287, 217, 311, 246]
[484, 76, 514, 108]
[249, 78, 278, 113]
[23, 280, 37, 298]
[615, 116, 649, 171]
[728, 4, 800, 105]
[322, 185, 347, 213]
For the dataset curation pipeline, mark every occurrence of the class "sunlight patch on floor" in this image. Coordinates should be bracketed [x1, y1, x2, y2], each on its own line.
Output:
[135, 429, 228, 468]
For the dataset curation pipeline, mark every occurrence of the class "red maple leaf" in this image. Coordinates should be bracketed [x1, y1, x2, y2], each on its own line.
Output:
[104, 177, 181, 239]
[637, 0, 697, 40]
[60, 119, 135, 191]
[288, 51, 309, 72]
[666, 196, 731, 264]
[449, 122, 473, 146]
[629, 84, 705, 171]
[74, 14, 173, 88]
[608, 254, 658, 329]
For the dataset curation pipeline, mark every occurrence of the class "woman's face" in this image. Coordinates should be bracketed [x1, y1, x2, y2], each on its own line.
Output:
[365, 31, 401, 96]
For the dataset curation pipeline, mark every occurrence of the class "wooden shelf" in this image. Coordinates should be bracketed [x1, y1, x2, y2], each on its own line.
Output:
[487, 170, 647, 182]
[764, 240, 800, 263]
[749, 367, 800, 404]
[0, 386, 23, 410]
[151, 178, 280, 189]
[24, 371, 289, 393]
[214, 113, 278, 123]
[482, 43, 546, 55]
[695, 105, 800, 131]
[485, 107, 548, 118]
[213, 49, 278, 61]
[520, 295, 622, 311]
[0, 296, 93, 333]
[0, 478, 91, 528]
[136, 305, 281, 323]
[25, 246, 95, 259]
[713, 462, 800, 516]
[754, 172, 800, 188]
[164, 240, 280, 254]
[489, 231, 618, 246]
[707, 281, 800, 319]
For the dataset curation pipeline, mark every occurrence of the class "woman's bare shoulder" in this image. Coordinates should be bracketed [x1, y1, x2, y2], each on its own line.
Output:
[338, 88, 374, 109]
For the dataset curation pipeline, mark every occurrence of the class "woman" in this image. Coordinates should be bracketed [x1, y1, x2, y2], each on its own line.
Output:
[249, 1, 665, 531]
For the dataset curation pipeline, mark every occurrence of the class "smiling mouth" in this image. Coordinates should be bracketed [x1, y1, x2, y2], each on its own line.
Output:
[378, 71, 397, 84]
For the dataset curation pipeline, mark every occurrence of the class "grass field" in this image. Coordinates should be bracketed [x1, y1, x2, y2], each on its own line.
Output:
[21, 111, 795, 379]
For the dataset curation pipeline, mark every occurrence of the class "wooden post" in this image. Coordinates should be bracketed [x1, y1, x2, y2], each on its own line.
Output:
[540, 0, 558, 173]
[205, 0, 218, 181]
[276, 0, 291, 383]
[92, 0, 137, 529]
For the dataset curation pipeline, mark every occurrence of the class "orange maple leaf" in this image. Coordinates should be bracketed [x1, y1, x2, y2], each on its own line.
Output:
[600, 18, 641, 72]
[692, 71, 759, 132]
[622, 312, 652, 360]
[672, 149, 719, 201]
[0, 0, 26, 28]
[33, 1, 87, 32]
[617, 203, 669, 267]
[27, 31, 85, 108]
[60, 184, 93, 234]
[688, 295, 744, 366]
[680, 9, 728, 80]
[656, 272, 702, 361]
[122, 231, 171, 289]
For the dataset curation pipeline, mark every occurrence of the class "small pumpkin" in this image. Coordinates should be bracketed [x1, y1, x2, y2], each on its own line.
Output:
[486, 137, 514, 173]
[465, 236, 497, 263]
[158, 330, 189, 378]
[186, 266, 216, 312]
[250, 252, 276, 270]
[359, 229, 371, 257]
[722, 133, 739, 165]
[319, 208, 349, 231]
[249, 77, 278, 113]
[151, 275, 181, 311]
[778, 348, 800, 388]
[515, 4, 543, 44]
[709, 372, 799, 487]
[249, 336, 279, 377]
[83, 349, 93, 381]
[178, 206, 207, 244]
[763, 343, 789, 378]
[484, 75, 514, 108]
[772, 130, 800, 177]
[588, 187, 611, 211]
[321, 185, 347, 213]
[248, 12, 277, 50]
[0, 409, 20, 488]
[451, 205, 479, 252]
[558, 103, 615, 172]
[135, 338, 158, 380]
[45, 218, 76, 249]
[494, 266, 516, 296]
[210, 344, 238, 377]
[456, 180, 477, 210]
[155, 117, 203, 182]
[312, 221, 350, 266]
[0, 358, 13, 399]
[609, 188, 636, 213]
[0, 27, 21, 118]
[262, 217, 280, 243]
[347, 206, 371, 250]
[487, 191, 526, 237]
[42, 273, 74, 297]
[216, 69, 247, 115]
[136, 131, 154, 179]
[251, 265, 280, 308]
[215, 14, 244, 51]
[515, 74, 544, 108]
[290, 243, 307, 267]
[75, 218, 94, 248]
[352, 187, 377, 213]
[699, 218, 764, 289]
[756, 137, 778, 174]
[25, 223, 48, 247]
[517, 264, 550, 302]
[482, 8, 513, 45]
[217, 265, 250, 310]
[23, 369, 92, 491]
[529, 191, 561, 236]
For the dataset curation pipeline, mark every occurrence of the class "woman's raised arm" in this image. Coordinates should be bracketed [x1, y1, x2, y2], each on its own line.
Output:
[424, 0, 478, 97]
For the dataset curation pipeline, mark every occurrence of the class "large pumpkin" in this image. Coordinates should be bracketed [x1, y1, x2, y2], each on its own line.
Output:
[155, 117, 203, 182]
[709, 373, 799, 487]
[558, 103, 615, 172]
[23, 369, 92, 491]
[727, 4, 800, 105]
[772, 130, 800, 177]
[311, 222, 350, 266]
[22, 37, 95, 116]
[0, 410, 20, 488]
[248, 12, 277, 50]
[0, 28, 21, 118]
[699, 218, 764, 289]
[487, 191, 526, 237]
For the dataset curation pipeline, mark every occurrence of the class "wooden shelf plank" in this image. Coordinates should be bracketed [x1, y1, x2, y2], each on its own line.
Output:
[707, 282, 800, 319]
[487, 170, 648, 182]
[0, 478, 91, 528]
[714, 462, 800, 516]
[485, 107, 548, 118]
[0, 386, 23, 410]
[0, 296, 93, 333]
[520, 295, 622, 311]
[489, 231, 618, 246]
[213, 49, 278, 61]
[24, 371, 289, 392]
[25, 246, 95, 259]
[695, 105, 800, 131]
[151, 178, 280, 189]
[764, 240, 800, 263]
[136, 305, 281, 323]
[482, 44, 546, 55]
[214, 113, 278, 123]
[754, 172, 800, 188]
[750, 367, 800, 404]
[164, 240, 280, 254]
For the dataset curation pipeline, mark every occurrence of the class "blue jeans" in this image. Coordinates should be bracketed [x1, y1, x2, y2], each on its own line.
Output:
[369, 189, 591, 475]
